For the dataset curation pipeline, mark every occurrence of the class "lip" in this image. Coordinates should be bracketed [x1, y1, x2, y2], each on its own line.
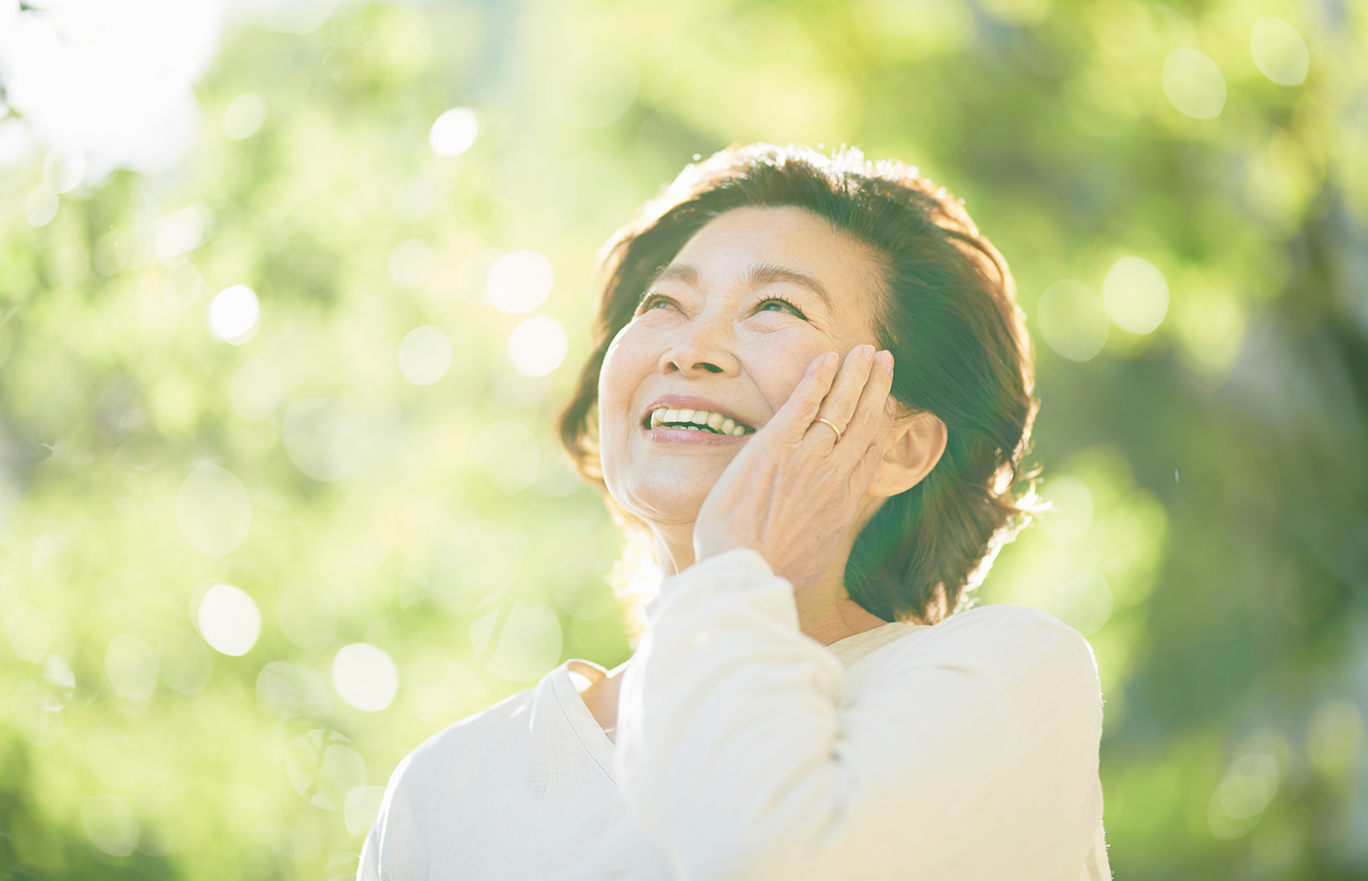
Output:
[639, 394, 756, 429]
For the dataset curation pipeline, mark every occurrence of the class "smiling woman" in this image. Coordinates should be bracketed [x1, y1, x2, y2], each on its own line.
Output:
[360, 145, 1110, 881]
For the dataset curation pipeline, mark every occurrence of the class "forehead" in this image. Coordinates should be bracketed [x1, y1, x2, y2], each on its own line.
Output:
[670, 206, 885, 307]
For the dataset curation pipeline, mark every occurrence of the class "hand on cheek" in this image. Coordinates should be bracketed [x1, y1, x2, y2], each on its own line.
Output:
[692, 345, 896, 593]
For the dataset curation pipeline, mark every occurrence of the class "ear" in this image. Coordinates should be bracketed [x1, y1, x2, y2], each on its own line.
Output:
[866, 411, 948, 498]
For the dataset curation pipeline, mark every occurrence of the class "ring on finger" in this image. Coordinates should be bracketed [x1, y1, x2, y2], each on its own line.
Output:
[813, 417, 842, 443]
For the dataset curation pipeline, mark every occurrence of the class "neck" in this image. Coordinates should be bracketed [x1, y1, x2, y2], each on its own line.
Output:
[650, 523, 890, 647]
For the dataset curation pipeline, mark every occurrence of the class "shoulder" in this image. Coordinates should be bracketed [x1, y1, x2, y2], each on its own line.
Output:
[384, 685, 536, 807]
[366, 684, 544, 876]
[926, 604, 1094, 664]
[879, 605, 1101, 707]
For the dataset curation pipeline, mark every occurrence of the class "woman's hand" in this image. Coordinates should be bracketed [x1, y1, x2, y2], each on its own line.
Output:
[692, 345, 896, 592]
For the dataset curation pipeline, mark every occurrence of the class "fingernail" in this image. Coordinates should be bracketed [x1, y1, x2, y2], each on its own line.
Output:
[825, 352, 839, 368]
[885, 396, 897, 414]
[861, 345, 875, 362]
[879, 350, 894, 369]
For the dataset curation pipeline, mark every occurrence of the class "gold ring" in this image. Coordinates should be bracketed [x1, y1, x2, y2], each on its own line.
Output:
[813, 417, 842, 443]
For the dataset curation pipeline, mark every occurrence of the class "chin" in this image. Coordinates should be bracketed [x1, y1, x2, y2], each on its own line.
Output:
[612, 471, 714, 528]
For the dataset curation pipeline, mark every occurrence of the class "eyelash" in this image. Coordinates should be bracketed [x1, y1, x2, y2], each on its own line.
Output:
[636, 293, 809, 321]
[755, 295, 807, 320]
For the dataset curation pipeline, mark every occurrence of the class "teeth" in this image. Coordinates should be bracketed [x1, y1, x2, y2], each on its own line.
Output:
[649, 407, 751, 435]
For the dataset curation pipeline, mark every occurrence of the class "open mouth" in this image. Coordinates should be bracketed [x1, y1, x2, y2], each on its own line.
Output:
[643, 407, 754, 436]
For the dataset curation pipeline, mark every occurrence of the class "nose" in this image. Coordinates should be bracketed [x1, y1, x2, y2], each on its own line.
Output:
[658, 312, 740, 378]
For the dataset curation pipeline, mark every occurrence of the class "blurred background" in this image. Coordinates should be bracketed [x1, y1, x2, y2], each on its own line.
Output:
[0, 0, 1364, 877]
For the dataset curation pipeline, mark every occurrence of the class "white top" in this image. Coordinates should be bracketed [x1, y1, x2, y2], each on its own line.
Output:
[359, 548, 1111, 881]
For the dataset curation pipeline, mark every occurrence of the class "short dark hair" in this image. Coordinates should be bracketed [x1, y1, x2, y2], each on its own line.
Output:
[557, 143, 1036, 624]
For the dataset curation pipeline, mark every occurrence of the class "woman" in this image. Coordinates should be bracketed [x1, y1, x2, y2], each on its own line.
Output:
[360, 144, 1110, 880]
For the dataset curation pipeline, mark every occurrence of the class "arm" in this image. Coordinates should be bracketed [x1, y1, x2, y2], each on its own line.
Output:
[616, 549, 1104, 881]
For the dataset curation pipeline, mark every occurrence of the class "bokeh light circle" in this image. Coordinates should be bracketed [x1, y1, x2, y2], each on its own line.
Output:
[332, 643, 398, 711]
[105, 634, 158, 701]
[287, 729, 367, 810]
[282, 397, 370, 482]
[1054, 573, 1113, 636]
[176, 465, 251, 558]
[197, 584, 261, 656]
[1162, 49, 1226, 120]
[43, 147, 85, 193]
[83, 795, 139, 857]
[388, 238, 433, 288]
[486, 250, 554, 314]
[429, 107, 479, 157]
[484, 600, 563, 682]
[206, 284, 260, 344]
[25, 184, 58, 226]
[221, 93, 265, 140]
[457, 248, 505, 307]
[508, 316, 568, 376]
[1102, 256, 1169, 334]
[257, 660, 331, 720]
[1040, 475, 1095, 545]
[1036, 280, 1108, 362]
[1250, 19, 1309, 87]
[397, 325, 452, 386]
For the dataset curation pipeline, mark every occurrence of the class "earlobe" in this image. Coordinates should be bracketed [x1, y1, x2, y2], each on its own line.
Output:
[867, 411, 948, 498]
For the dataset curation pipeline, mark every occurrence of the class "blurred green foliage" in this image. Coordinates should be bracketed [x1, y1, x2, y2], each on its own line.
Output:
[1, 0, 1366, 878]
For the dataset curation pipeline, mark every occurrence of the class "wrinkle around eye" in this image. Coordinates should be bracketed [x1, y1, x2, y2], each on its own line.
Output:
[635, 293, 679, 316]
[752, 297, 807, 319]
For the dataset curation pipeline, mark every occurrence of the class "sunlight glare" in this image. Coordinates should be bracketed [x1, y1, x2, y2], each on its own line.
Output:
[398, 325, 452, 386]
[487, 250, 554, 314]
[206, 284, 260, 344]
[1162, 49, 1226, 119]
[221, 93, 265, 140]
[1036, 280, 1108, 361]
[1250, 19, 1309, 87]
[508, 315, 567, 376]
[429, 107, 479, 157]
[333, 643, 399, 711]
[1103, 256, 1169, 334]
[197, 584, 262, 656]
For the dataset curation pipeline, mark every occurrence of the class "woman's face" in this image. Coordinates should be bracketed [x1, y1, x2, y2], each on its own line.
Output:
[597, 206, 887, 528]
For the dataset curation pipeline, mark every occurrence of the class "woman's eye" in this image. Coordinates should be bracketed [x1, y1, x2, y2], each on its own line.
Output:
[637, 294, 674, 313]
[756, 298, 807, 319]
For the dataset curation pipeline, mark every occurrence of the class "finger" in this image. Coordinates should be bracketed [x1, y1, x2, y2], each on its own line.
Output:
[834, 350, 896, 457]
[812, 344, 876, 437]
[769, 352, 840, 438]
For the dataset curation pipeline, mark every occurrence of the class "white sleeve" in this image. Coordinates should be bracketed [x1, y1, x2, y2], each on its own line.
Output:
[615, 548, 1105, 881]
[355, 752, 417, 881]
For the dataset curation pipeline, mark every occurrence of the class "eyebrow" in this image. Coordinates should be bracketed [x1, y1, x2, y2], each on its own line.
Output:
[650, 262, 833, 310]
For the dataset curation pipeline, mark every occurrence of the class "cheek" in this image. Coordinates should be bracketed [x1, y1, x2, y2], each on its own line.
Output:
[749, 336, 830, 412]
[597, 325, 653, 440]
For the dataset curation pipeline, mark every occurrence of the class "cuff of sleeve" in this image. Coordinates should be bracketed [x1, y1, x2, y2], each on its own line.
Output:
[646, 547, 798, 631]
